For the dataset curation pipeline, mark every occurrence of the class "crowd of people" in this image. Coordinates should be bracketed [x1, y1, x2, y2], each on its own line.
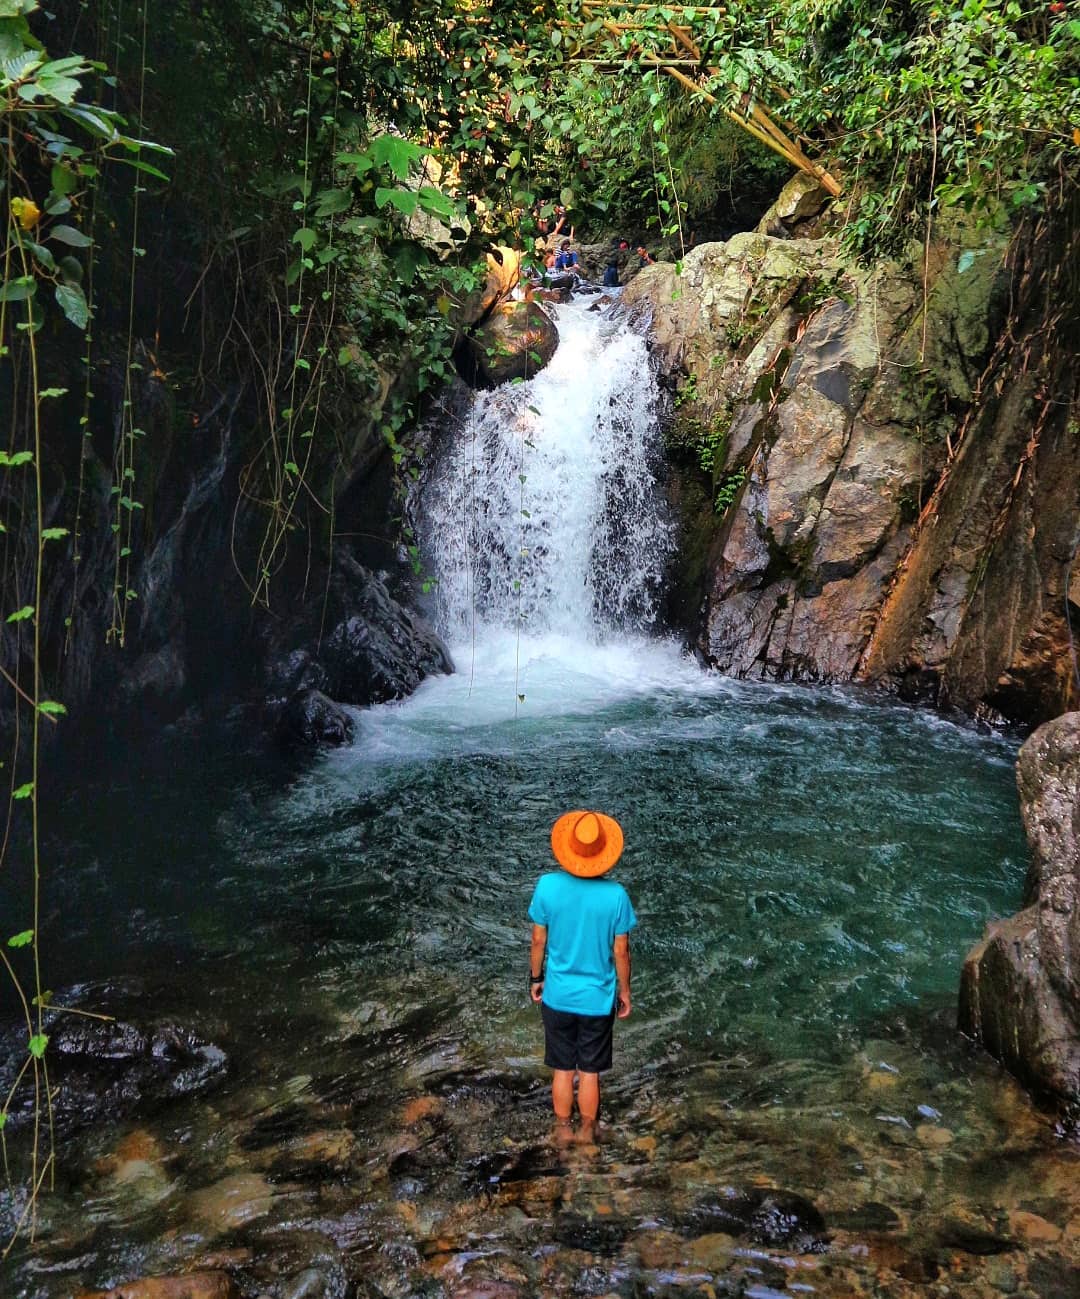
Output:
[528, 201, 657, 294]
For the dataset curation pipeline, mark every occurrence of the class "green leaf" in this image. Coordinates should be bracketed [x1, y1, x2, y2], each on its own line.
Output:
[0, 276, 37, 303]
[29, 241, 56, 272]
[0, 450, 32, 467]
[292, 227, 317, 250]
[28, 1033, 48, 1059]
[37, 699, 66, 715]
[6, 605, 34, 622]
[374, 186, 419, 216]
[55, 282, 89, 329]
[7, 930, 33, 948]
[50, 162, 77, 195]
[335, 150, 374, 173]
[38, 388, 66, 400]
[372, 133, 424, 180]
[313, 187, 352, 217]
[48, 223, 92, 247]
[12, 782, 33, 799]
[41, 527, 69, 540]
[417, 186, 453, 217]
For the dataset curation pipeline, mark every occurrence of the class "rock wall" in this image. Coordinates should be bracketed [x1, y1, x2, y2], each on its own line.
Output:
[0, 333, 453, 754]
[959, 712, 1080, 1102]
[624, 181, 1079, 726]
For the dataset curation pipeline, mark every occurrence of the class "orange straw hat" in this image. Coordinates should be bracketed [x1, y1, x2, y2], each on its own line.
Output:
[550, 810, 624, 878]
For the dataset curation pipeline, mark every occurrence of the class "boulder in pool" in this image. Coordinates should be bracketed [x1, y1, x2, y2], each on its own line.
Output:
[959, 711, 1080, 1101]
[276, 688, 354, 749]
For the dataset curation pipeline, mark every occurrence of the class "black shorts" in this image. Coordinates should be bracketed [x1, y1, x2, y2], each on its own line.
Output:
[541, 1002, 616, 1073]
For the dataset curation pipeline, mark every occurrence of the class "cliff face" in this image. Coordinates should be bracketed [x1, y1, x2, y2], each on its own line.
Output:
[625, 182, 1079, 726]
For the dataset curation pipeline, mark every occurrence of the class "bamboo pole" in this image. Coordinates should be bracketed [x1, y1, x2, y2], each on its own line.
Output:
[643, 57, 792, 161]
[664, 24, 842, 195]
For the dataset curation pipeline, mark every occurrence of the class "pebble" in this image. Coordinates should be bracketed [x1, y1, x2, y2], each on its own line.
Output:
[915, 1124, 954, 1147]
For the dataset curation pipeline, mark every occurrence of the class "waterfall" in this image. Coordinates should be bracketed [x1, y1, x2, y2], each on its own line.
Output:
[419, 301, 673, 649]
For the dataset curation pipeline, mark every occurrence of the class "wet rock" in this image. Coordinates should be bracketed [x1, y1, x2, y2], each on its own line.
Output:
[937, 1216, 1019, 1256]
[275, 688, 354, 749]
[755, 172, 835, 239]
[76, 1274, 238, 1299]
[553, 1209, 634, 1254]
[186, 1172, 276, 1234]
[960, 712, 1080, 1102]
[93, 1127, 174, 1203]
[455, 299, 558, 389]
[1027, 1255, 1080, 1299]
[830, 1201, 902, 1233]
[263, 554, 452, 716]
[279, 1269, 327, 1299]
[681, 1186, 829, 1253]
[0, 1015, 226, 1135]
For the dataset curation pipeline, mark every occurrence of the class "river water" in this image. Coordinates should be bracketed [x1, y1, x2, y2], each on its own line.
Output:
[3, 302, 1078, 1298]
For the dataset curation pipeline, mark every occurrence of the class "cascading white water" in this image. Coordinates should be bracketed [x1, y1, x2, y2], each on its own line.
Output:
[420, 300, 673, 645]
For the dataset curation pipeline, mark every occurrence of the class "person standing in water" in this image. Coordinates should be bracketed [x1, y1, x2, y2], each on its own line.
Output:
[528, 810, 636, 1134]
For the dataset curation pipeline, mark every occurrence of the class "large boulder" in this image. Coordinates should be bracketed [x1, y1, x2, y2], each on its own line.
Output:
[275, 688, 354, 749]
[0, 1012, 228, 1137]
[959, 712, 1080, 1101]
[455, 299, 558, 389]
[264, 552, 453, 717]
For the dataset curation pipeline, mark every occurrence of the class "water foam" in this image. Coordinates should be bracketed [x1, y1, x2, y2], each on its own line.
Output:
[419, 301, 673, 646]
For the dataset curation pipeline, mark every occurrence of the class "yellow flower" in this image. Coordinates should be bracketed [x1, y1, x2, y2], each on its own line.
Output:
[1074, 127, 1080, 147]
[10, 197, 40, 231]
[974, 122, 983, 135]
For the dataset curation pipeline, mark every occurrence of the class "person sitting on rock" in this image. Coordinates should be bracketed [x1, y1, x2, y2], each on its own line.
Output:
[636, 245, 655, 267]
[554, 239, 580, 274]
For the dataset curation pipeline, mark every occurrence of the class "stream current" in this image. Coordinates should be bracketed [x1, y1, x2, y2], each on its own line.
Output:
[4, 302, 1077, 1299]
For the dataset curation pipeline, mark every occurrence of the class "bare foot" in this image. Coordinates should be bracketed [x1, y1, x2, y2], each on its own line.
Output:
[553, 1117, 575, 1148]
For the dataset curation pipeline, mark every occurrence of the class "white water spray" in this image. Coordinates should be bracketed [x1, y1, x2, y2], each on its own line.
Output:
[421, 301, 673, 644]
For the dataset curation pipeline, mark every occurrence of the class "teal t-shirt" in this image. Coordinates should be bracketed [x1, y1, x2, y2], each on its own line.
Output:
[528, 870, 637, 1016]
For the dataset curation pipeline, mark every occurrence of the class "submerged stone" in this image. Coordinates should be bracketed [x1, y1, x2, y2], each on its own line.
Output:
[76, 1274, 238, 1299]
[681, 1186, 829, 1253]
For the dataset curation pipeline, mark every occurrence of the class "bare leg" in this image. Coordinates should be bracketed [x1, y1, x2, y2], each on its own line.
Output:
[552, 1069, 575, 1120]
[577, 1071, 600, 1122]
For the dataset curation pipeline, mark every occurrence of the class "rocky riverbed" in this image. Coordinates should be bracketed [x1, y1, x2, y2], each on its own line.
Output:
[6, 997, 1080, 1299]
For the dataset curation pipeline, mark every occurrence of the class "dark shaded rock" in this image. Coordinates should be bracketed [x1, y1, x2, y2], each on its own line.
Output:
[76, 1271, 238, 1299]
[936, 1218, 1019, 1256]
[264, 553, 452, 717]
[1027, 1255, 1080, 1299]
[960, 711, 1080, 1101]
[553, 1209, 634, 1254]
[681, 1186, 829, 1253]
[830, 1201, 902, 1233]
[455, 300, 558, 389]
[0, 1014, 227, 1136]
[276, 688, 354, 749]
